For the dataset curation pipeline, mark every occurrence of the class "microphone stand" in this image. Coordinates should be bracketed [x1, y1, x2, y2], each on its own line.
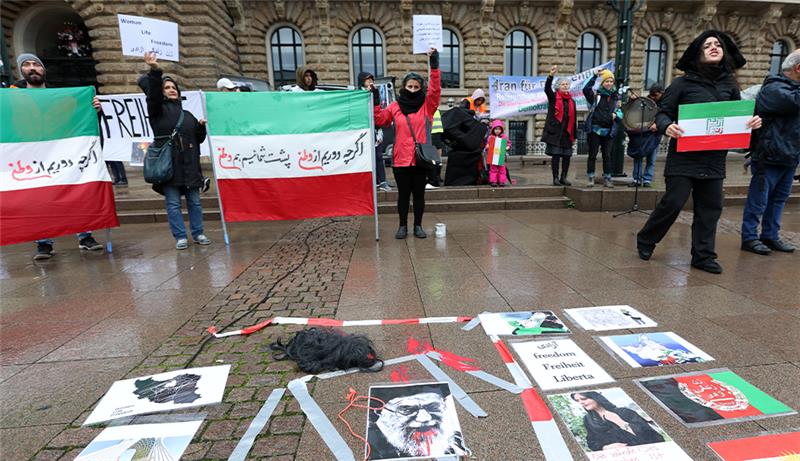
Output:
[614, 91, 651, 218]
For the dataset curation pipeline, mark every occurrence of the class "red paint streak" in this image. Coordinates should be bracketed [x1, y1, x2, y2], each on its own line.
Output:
[390, 365, 411, 383]
[298, 149, 324, 171]
[456, 316, 473, 322]
[217, 147, 242, 170]
[493, 339, 515, 364]
[406, 336, 480, 372]
[520, 388, 553, 422]
[406, 337, 434, 354]
[411, 429, 438, 455]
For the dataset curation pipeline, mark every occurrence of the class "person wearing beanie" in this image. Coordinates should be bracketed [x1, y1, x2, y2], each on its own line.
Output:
[636, 30, 762, 274]
[373, 48, 441, 240]
[542, 65, 578, 185]
[583, 67, 623, 188]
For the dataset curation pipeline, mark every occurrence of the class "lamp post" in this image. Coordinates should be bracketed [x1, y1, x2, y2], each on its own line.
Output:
[609, 0, 644, 177]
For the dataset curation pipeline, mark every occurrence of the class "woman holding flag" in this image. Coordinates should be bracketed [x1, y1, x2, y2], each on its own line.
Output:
[636, 31, 761, 274]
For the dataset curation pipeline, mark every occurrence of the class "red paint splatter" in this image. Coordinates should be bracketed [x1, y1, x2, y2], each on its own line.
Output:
[406, 336, 480, 372]
[411, 429, 439, 455]
[390, 364, 411, 383]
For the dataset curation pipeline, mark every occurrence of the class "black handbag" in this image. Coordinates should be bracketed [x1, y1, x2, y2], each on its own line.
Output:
[143, 110, 184, 185]
[403, 113, 441, 170]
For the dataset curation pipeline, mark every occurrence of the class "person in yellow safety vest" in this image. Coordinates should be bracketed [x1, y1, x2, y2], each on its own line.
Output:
[427, 109, 444, 188]
[460, 89, 488, 114]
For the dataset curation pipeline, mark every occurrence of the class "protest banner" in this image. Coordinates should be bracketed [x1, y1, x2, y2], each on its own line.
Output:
[677, 100, 755, 152]
[0, 87, 119, 246]
[118, 14, 180, 61]
[205, 90, 376, 227]
[512, 338, 614, 391]
[489, 60, 614, 119]
[412, 15, 443, 53]
[97, 90, 209, 163]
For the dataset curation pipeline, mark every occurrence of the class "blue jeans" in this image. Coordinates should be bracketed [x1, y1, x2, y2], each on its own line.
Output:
[632, 148, 657, 184]
[36, 232, 92, 246]
[741, 162, 796, 242]
[164, 186, 204, 240]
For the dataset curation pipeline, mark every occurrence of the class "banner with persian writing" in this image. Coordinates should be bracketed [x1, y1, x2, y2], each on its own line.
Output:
[0, 87, 119, 245]
[205, 90, 375, 222]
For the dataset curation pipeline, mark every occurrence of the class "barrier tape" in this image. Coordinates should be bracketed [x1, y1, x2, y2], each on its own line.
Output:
[288, 378, 356, 461]
[227, 388, 285, 461]
[207, 316, 473, 338]
[415, 354, 488, 418]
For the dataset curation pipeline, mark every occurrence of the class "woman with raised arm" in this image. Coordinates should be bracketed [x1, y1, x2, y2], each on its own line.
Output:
[542, 65, 577, 186]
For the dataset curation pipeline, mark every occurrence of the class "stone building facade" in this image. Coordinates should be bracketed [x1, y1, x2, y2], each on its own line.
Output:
[3, 0, 799, 148]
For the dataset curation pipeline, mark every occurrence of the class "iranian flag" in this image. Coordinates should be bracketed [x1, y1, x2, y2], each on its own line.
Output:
[486, 137, 507, 166]
[0, 87, 118, 246]
[708, 431, 800, 461]
[205, 91, 375, 222]
[677, 100, 755, 152]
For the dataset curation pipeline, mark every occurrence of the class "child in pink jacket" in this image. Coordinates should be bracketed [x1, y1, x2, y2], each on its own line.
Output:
[485, 120, 512, 186]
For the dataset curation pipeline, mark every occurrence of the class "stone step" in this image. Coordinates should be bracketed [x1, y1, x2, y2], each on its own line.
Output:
[378, 185, 567, 202]
[377, 196, 570, 214]
[724, 194, 800, 207]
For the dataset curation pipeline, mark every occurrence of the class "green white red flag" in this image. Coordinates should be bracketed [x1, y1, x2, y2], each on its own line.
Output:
[677, 100, 755, 152]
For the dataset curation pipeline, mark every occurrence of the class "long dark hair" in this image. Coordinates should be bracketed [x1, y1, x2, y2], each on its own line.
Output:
[571, 391, 621, 428]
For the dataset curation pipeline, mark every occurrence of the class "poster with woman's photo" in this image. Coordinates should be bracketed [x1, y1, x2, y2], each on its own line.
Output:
[598, 332, 714, 368]
[548, 387, 692, 461]
[75, 420, 203, 461]
[366, 382, 470, 461]
[479, 310, 570, 336]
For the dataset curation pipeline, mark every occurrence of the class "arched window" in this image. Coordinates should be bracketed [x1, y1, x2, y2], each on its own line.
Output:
[270, 26, 304, 88]
[505, 30, 534, 76]
[351, 26, 384, 81]
[769, 40, 790, 74]
[441, 28, 461, 88]
[577, 32, 603, 72]
[644, 34, 668, 89]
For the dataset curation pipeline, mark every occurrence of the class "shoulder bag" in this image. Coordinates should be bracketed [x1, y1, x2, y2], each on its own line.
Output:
[403, 113, 441, 170]
[143, 110, 184, 185]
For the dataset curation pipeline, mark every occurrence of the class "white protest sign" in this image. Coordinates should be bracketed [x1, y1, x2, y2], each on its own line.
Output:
[412, 15, 443, 54]
[512, 338, 614, 391]
[98, 90, 209, 163]
[118, 14, 179, 61]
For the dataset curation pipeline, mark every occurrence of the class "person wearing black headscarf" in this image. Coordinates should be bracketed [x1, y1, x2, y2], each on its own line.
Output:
[636, 31, 762, 274]
[571, 391, 665, 452]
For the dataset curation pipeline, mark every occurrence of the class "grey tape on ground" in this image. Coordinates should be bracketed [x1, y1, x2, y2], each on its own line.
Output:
[287, 379, 355, 461]
[228, 388, 285, 461]
[426, 351, 523, 394]
[415, 355, 487, 418]
[315, 354, 418, 381]
[461, 313, 486, 331]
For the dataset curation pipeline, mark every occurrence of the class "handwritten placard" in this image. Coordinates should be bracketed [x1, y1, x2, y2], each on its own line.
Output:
[412, 15, 443, 54]
[118, 14, 179, 61]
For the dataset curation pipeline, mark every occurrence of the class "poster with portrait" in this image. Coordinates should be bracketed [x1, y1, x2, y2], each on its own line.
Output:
[479, 310, 570, 336]
[366, 382, 470, 460]
[636, 369, 796, 427]
[83, 365, 230, 425]
[707, 431, 800, 460]
[563, 305, 657, 331]
[512, 338, 614, 391]
[598, 332, 714, 368]
[75, 420, 203, 461]
[548, 387, 692, 461]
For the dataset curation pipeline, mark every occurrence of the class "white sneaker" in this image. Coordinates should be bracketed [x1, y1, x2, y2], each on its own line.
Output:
[176, 238, 188, 250]
[425, 183, 438, 189]
[195, 234, 212, 245]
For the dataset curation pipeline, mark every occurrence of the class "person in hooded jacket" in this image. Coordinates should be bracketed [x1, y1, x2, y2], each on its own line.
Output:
[636, 31, 762, 274]
[542, 65, 577, 186]
[583, 69, 623, 188]
[142, 51, 211, 250]
[292, 66, 320, 92]
[373, 48, 441, 239]
[485, 120, 512, 187]
[358, 71, 391, 192]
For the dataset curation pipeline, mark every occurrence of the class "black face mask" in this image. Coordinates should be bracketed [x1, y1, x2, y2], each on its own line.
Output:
[397, 88, 426, 115]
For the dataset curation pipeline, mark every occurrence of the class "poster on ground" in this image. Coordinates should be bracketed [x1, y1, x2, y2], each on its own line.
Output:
[118, 14, 180, 61]
[83, 365, 230, 425]
[206, 90, 375, 222]
[548, 387, 692, 461]
[366, 382, 470, 460]
[479, 311, 570, 336]
[598, 332, 714, 368]
[75, 420, 203, 461]
[511, 338, 614, 391]
[98, 91, 209, 162]
[563, 305, 657, 331]
[489, 60, 614, 118]
[636, 369, 796, 427]
[677, 100, 755, 152]
[0, 87, 119, 246]
[707, 431, 800, 460]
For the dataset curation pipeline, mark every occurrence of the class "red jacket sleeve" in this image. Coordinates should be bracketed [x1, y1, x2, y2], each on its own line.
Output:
[374, 103, 394, 127]
[424, 68, 441, 119]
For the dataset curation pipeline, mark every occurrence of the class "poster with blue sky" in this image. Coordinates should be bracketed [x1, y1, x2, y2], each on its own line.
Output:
[598, 332, 714, 368]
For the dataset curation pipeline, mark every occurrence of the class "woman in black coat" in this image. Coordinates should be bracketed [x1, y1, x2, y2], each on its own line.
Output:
[142, 52, 211, 250]
[542, 65, 577, 185]
[571, 391, 664, 452]
[636, 31, 761, 273]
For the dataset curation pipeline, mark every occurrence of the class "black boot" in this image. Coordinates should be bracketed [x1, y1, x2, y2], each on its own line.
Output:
[559, 173, 571, 186]
[414, 226, 427, 238]
[395, 226, 408, 239]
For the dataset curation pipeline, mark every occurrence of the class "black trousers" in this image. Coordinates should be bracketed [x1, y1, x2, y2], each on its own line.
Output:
[637, 176, 724, 265]
[587, 132, 613, 177]
[393, 166, 428, 227]
[106, 161, 127, 182]
[551, 156, 571, 179]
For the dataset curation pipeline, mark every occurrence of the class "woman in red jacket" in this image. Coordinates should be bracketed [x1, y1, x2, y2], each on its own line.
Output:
[373, 48, 441, 239]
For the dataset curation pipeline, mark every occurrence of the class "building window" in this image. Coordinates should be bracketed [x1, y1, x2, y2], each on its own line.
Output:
[508, 121, 528, 156]
[441, 28, 460, 88]
[351, 26, 384, 81]
[505, 30, 534, 76]
[577, 32, 602, 72]
[644, 34, 668, 89]
[270, 26, 304, 88]
[769, 40, 789, 74]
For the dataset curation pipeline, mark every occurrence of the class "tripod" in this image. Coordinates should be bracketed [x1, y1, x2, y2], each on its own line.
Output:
[614, 93, 652, 218]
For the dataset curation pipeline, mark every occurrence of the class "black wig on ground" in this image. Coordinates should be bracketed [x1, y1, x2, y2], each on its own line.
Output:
[270, 327, 384, 374]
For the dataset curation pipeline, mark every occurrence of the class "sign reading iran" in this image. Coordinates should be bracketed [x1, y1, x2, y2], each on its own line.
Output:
[206, 90, 374, 222]
[0, 87, 119, 246]
[677, 100, 755, 152]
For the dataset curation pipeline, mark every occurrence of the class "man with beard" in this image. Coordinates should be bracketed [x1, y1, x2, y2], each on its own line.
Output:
[368, 386, 469, 460]
[11, 53, 106, 260]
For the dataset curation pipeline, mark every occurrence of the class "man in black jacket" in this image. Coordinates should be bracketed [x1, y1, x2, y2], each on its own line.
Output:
[741, 49, 800, 255]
